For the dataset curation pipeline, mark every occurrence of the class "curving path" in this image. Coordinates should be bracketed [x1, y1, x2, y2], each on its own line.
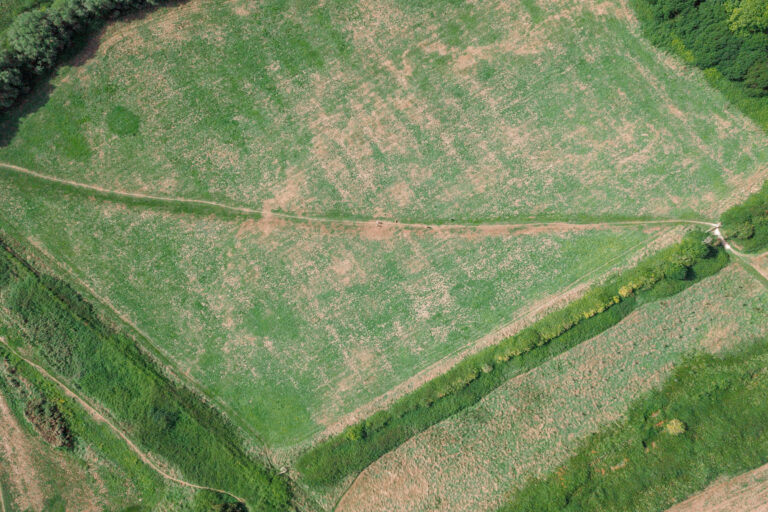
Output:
[0, 337, 247, 505]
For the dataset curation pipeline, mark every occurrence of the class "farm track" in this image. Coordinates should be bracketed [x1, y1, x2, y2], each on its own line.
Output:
[0, 162, 716, 234]
[0, 336, 249, 505]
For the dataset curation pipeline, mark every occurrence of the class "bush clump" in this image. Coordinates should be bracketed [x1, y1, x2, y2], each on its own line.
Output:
[721, 181, 768, 252]
[24, 396, 74, 448]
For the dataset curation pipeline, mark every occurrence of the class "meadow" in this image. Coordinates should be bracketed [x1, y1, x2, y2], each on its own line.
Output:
[0, 0, 767, 508]
[0, 174, 663, 447]
[1, 0, 767, 222]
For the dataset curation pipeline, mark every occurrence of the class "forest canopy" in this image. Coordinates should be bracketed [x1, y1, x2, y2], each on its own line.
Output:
[641, 0, 768, 96]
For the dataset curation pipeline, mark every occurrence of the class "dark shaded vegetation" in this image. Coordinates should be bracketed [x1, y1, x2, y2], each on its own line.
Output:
[721, 180, 768, 252]
[0, 241, 292, 511]
[632, 0, 768, 128]
[297, 231, 729, 486]
[0, 0, 179, 111]
[106, 105, 140, 135]
[0, 355, 73, 449]
[0, 0, 54, 33]
[500, 338, 768, 512]
[24, 395, 74, 448]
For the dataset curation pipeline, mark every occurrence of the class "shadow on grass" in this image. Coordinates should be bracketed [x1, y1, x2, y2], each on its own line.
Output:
[0, 0, 188, 147]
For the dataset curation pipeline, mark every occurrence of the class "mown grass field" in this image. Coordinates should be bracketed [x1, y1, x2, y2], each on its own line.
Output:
[0, 0, 767, 503]
[0, 174, 664, 447]
[1, 0, 767, 222]
[333, 264, 768, 512]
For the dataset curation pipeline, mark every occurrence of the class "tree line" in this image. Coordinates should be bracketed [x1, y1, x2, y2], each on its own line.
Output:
[297, 231, 729, 486]
[0, 0, 175, 111]
[636, 0, 768, 96]
[631, 0, 768, 128]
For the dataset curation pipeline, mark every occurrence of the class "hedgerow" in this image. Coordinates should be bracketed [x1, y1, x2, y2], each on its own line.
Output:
[0, 241, 292, 511]
[297, 231, 729, 486]
[500, 339, 768, 512]
[0, 0, 176, 110]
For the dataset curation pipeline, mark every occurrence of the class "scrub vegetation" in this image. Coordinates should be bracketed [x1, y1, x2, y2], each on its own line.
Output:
[0, 242, 292, 510]
[501, 339, 768, 512]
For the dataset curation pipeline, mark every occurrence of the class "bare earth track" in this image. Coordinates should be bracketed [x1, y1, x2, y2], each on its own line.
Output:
[0, 162, 717, 234]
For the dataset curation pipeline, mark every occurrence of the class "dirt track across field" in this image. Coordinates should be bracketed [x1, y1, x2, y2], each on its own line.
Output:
[0, 162, 717, 235]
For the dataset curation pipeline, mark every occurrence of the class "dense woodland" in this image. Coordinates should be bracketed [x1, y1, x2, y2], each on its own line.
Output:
[0, 0, 174, 110]
[633, 0, 768, 126]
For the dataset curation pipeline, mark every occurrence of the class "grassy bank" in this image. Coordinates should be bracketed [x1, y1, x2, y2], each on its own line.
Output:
[501, 338, 768, 511]
[0, 240, 292, 511]
[297, 231, 729, 486]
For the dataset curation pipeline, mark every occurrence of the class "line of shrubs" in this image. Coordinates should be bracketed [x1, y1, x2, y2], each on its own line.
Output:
[0, 241, 293, 511]
[0, 0, 174, 110]
[297, 231, 729, 486]
[721, 180, 768, 253]
[501, 338, 768, 512]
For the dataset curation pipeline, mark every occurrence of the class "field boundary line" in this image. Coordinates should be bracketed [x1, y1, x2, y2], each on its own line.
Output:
[0, 161, 715, 233]
[0, 337, 247, 504]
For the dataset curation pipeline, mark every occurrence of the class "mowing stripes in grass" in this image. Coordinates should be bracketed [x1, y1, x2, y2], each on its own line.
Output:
[297, 231, 729, 486]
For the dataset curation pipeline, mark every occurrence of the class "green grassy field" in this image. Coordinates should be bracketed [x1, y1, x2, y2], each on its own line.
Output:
[1, 0, 767, 222]
[0, 0, 767, 503]
[333, 264, 768, 511]
[0, 174, 664, 447]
